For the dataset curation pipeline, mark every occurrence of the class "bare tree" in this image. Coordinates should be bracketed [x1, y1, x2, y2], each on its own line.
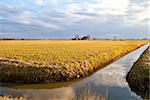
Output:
[75, 34, 80, 40]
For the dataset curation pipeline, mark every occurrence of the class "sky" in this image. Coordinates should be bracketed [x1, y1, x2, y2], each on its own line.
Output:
[0, 0, 149, 39]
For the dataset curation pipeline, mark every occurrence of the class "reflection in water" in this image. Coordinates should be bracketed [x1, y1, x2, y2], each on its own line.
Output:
[0, 78, 83, 89]
[92, 63, 128, 87]
[0, 43, 149, 100]
[1, 87, 75, 99]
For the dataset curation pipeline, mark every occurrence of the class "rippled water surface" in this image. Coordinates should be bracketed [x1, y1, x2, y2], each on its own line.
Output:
[1, 43, 149, 100]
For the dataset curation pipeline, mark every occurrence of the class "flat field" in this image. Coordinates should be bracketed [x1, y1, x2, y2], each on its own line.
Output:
[0, 40, 149, 83]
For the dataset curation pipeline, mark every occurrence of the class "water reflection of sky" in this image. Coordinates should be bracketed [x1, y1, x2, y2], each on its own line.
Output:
[1, 87, 75, 99]
[89, 44, 149, 88]
[1, 43, 149, 100]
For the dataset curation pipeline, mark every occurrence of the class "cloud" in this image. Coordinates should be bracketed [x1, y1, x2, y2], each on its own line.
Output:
[123, 0, 149, 26]
[33, 0, 45, 6]
[86, 0, 129, 15]
[0, 0, 149, 39]
[91, 63, 128, 87]
[0, 3, 62, 29]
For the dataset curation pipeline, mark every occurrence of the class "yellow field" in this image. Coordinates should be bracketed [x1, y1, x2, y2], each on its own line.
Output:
[0, 40, 149, 83]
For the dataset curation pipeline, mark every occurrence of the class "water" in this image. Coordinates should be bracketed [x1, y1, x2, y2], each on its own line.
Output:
[0, 43, 149, 100]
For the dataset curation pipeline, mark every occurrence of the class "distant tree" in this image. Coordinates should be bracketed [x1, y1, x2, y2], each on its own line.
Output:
[75, 34, 79, 40]
[81, 34, 91, 40]
[72, 33, 80, 40]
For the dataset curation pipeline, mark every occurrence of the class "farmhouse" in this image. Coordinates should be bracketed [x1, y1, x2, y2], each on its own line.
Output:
[72, 34, 93, 40]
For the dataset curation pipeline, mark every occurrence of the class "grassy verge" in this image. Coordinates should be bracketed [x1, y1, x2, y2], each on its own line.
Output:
[126, 46, 150, 99]
[0, 40, 149, 83]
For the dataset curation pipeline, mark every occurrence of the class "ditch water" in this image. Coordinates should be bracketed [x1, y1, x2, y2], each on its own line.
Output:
[0, 43, 150, 100]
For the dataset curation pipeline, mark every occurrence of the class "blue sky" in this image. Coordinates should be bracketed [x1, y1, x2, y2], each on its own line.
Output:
[0, 0, 149, 39]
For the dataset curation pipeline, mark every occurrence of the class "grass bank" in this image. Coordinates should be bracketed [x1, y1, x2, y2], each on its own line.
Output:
[0, 40, 149, 83]
[126, 46, 150, 99]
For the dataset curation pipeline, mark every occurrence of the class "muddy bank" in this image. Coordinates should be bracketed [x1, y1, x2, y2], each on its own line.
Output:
[126, 46, 150, 99]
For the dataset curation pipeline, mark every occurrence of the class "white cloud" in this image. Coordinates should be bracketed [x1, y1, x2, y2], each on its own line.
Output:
[64, 0, 148, 27]
[24, 0, 148, 27]
[56, 0, 130, 25]
[0, 3, 14, 9]
[123, 1, 149, 26]
[92, 63, 128, 87]
[0, 0, 148, 39]
[16, 11, 34, 24]
[1, 7, 62, 29]
[81, 0, 129, 16]
[33, 0, 45, 6]
[51, 0, 59, 5]
[100, 0, 129, 10]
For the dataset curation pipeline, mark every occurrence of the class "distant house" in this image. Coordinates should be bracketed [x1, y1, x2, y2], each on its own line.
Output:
[72, 34, 93, 40]
[72, 38, 80, 40]
[81, 35, 92, 40]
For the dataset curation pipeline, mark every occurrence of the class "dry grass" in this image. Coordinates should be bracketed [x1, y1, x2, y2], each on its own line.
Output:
[0, 40, 149, 83]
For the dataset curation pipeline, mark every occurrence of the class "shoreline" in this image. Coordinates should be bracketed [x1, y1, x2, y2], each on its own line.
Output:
[126, 46, 150, 99]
